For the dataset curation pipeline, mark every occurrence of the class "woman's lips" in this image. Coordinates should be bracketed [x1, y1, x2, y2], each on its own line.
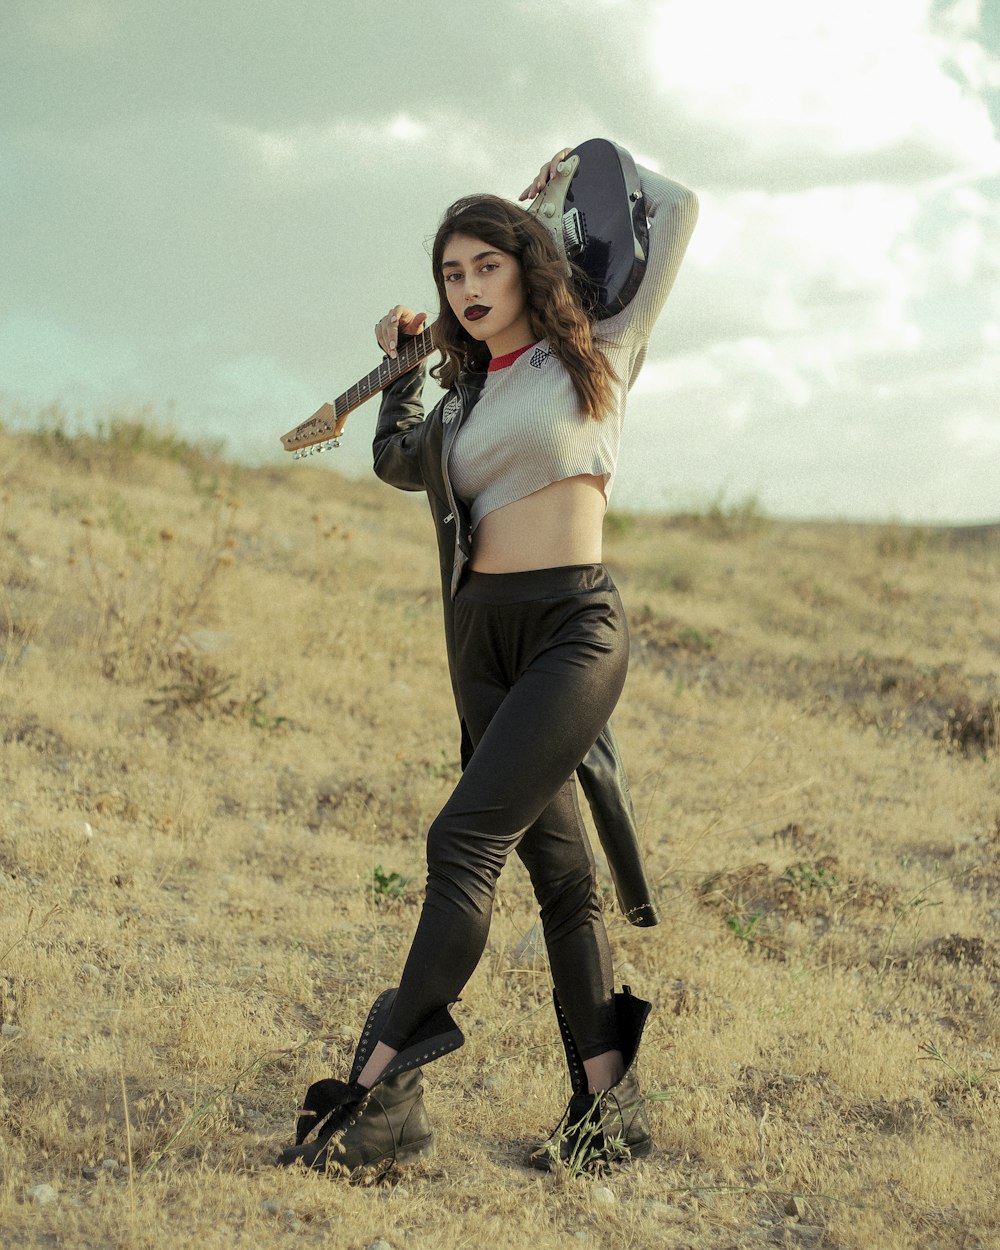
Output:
[464, 305, 490, 321]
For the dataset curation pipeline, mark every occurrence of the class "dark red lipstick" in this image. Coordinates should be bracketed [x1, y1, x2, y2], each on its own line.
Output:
[464, 305, 490, 321]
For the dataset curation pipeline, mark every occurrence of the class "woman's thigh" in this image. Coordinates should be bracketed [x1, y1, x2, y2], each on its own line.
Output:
[443, 621, 628, 841]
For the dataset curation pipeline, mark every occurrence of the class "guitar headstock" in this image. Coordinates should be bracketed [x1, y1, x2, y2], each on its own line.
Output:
[281, 402, 346, 455]
[527, 153, 581, 264]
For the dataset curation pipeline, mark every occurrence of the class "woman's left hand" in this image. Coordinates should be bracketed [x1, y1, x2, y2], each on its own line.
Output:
[518, 148, 574, 202]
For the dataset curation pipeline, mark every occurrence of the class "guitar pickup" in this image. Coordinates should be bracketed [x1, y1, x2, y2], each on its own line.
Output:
[561, 207, 587, 258]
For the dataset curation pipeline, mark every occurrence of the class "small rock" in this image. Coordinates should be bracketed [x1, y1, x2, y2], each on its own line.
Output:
[79, 963, 103, 980]
[82, 1167, 99, 1182]
[573, 1233, 589, 1242]
[1, 1023, 22, 1039]
[645, 1200, 685, 1222]
[259, 1199, 281, 1215]
[366, 1240, 395, 1250]
[101, 1159, 120, 1174]
[790, 1225, 824, 1244]
[28, 1183, 58, 1206]
[593, 1185, 615, 1205]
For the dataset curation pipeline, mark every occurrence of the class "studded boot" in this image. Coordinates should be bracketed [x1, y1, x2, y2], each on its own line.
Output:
[278, 988, 464, 1175]
[527, 984, 653, 1174]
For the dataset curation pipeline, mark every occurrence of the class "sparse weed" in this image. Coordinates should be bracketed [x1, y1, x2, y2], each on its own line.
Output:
[537, 1097, 631, 1181]
[146, 665, 235, 717]
[917, 1040, 1000, 1125]
[939, 696, 999, 757]
[369, 864, 411, 901]
[703, 492, 769, 538]
[917, 1040, 999, 1095]
[875, 523, 932, 559]
[873, 872, 974, 980]
[27, 404, 224, 478]
[243, 687, 293, 731]
[631, 605, 716, 658]
[726, 911, 764, 944]
[603, 509, 636, 539]
[147, 662, 293, 729]
[74, 495, 238, 681]
[781, 862, 839, 892]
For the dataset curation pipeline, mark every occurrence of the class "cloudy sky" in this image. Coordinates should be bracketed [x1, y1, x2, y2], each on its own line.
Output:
[3, 0, 999, 521]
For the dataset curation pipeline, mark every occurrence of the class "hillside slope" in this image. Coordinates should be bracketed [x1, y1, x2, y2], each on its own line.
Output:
[1, 420, 998, 1250]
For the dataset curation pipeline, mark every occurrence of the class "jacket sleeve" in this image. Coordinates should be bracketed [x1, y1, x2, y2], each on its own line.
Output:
[577, 722, 660, 927]
[372, 360, 429, 493]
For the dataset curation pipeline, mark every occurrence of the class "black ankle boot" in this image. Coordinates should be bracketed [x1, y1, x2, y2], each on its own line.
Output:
[527, 985, 653, 1174]
[278, 988, 464, 1175]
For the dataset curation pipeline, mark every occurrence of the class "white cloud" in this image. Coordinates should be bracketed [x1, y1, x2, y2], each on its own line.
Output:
[949, 411, 1000, 448]
[646, 0, 1000, 185]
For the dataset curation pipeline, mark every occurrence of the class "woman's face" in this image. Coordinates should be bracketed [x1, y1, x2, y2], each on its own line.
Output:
[440, 233, 534, 358]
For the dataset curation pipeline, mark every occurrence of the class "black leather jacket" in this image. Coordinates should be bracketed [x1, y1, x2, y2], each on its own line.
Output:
[372, 356, 658, 927]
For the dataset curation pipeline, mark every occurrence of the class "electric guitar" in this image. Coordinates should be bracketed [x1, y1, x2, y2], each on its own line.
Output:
[281, 138, 648, 457]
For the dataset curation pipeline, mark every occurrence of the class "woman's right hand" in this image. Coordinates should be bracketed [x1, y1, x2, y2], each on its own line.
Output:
[375, 305, 428, 359]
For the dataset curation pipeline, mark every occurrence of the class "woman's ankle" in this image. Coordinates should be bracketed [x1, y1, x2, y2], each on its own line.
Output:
[356, 1040, 398, 1089]
[583, 1048, 625, 1094]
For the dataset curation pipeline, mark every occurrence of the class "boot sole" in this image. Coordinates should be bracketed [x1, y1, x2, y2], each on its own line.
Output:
[343, 1133, 435, 1176]
[279, 1133, 435, 1175]
[525, 1135, 652, 1172]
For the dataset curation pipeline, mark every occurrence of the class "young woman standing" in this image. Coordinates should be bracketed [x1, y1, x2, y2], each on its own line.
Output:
[279, 143, 697, 1175]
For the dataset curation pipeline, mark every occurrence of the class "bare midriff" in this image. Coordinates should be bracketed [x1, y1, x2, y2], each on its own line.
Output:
[468, 474, 607, 572]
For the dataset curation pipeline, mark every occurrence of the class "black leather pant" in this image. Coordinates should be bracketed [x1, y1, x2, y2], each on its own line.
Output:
[381, 564, 629, 1060]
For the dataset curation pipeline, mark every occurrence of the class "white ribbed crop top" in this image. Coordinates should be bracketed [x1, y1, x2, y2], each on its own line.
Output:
[448, 166, 698, 531]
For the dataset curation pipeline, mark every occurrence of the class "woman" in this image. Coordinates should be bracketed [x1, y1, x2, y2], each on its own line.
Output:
[279, 143, 698, 1175]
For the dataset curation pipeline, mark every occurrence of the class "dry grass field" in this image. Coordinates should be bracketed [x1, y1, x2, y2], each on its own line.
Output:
[1, 413, 998, 1250]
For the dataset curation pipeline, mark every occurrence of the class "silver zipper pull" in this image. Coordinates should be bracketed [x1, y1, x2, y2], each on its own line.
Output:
[444, 513, 454, 524]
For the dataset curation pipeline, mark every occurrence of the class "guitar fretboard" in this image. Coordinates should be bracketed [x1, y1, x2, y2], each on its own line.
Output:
[334, 326, 435, 421]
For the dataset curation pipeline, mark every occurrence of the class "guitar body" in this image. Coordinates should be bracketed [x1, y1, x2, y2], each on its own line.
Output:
[282, 138, 648, 454]
[529, 137, 648, 320]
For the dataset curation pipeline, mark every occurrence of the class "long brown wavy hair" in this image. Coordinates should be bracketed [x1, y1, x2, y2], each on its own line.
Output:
[429, 194, 617, 422]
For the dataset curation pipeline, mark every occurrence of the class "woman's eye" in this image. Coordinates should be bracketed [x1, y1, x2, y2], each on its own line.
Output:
[445, 272, 462, 282]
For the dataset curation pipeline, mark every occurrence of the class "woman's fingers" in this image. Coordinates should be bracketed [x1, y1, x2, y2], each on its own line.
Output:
[517, 148, 573, 202]
[375, 306, 427, 358]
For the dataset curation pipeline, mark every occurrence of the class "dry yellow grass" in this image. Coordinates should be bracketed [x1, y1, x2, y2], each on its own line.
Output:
[1, 415, 997, 1250]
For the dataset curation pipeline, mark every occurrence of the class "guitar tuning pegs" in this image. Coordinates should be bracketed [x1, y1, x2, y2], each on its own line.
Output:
[292, 437, 341, 460]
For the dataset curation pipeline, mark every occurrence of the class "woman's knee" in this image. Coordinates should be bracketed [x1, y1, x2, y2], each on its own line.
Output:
[533, 866, 602, 941]
[425, 810, 514, 909]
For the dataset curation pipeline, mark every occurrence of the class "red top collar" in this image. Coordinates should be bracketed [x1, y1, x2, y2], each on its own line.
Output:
[487, 342, 537, 372]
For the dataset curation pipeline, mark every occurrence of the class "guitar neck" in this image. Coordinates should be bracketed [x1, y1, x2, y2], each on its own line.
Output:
[335, 325, 435, 422]
[281, 324, 435, 451]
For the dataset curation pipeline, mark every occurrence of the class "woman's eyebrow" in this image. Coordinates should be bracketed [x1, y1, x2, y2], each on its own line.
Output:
[441, 250, 504, 270]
